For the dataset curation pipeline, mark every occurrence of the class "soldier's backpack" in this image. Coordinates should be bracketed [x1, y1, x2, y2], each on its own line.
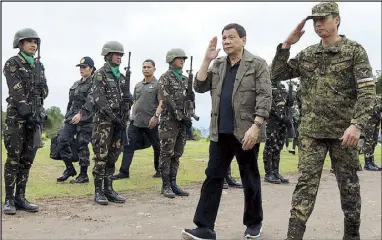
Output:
[50, 127, 79, 162]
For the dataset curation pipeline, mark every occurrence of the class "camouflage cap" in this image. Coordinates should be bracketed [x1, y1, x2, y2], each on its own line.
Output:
[306, 2, 339, 20]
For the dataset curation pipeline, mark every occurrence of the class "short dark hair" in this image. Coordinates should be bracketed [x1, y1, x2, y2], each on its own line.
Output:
[222, 23, 246, 38]
[143, 59, 155, 67]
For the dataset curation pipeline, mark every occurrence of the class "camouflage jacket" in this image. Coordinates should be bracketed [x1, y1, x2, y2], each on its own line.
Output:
[64, 76, 94, 124]
[271, 36, 376, 139]
[194, 49, 272, 143]
[158, 69, 188, 122]
[92, 63, 131, 123]
[3, 53, 49, 123]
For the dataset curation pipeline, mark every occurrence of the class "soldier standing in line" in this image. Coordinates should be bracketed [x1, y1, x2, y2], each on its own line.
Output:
[158, 48, 192, 198]
[270, 2, 376, 239]
[56, 56, 95, 183]
[113, 59, 163, 179]
[223, 163, 243, 189]
[91, 41, 132, 205]
[290, 102, 300, 154]
[263, 81, 290, 184]
[3, 28, 49, 215]
[362, 95, 381, 171]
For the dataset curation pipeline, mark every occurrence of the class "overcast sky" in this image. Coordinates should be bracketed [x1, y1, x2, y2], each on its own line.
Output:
[2, 2, 381, 131]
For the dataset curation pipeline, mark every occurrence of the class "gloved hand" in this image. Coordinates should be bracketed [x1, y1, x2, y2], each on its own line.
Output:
[123, 92, 133, 103]
[280, 115, 290, 126]
[26, 115, 40, 126]
[181, 118, 192, 128]
[36, 81, 47, 89]
[25, 116, 40, 132]
[19, 104, 32, 119]
[112, 117, 126, 130]
[187, 92, 195, 101]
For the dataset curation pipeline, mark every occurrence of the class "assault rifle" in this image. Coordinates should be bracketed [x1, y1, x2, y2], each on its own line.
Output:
[185, 56, 199, 121]
[31, 43, 47, 148]
[122, 51, 132, 118]
[121, 52, 132, 145]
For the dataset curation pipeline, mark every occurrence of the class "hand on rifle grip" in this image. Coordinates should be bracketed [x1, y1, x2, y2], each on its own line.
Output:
[112, 117, 126, 130]
[187, 92, 195, 101]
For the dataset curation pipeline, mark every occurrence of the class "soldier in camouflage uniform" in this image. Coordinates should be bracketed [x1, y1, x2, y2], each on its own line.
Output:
[263, 82, 290, 184]
[271, 2, 376, 239]
[3, 28, 49, 215]
[56, 56, 95, 183]
[91, 41, 132, 205]
[158, 48, 192, 198]
[290, 103, 300, 153]
[362, 95, 381, 171]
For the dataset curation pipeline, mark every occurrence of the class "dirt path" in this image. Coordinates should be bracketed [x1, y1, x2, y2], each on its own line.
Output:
[2, 170, 381, 240]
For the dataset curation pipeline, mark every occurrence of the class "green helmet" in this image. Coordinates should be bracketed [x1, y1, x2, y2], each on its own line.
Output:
[166, 48, 188, 63]
[101, 41, 124, 56]
[13, 28, 40, 49]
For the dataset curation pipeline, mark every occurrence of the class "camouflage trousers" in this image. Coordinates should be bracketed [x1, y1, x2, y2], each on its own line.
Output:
[158, 120, 186, 177]
[287, 136, 361, 240]
[57, 123, 92, 166]
[3, 120, 38, 197]
[263, 120, 287, 174]
[91, 122, 123, 180]
[362, 114, 381, 157]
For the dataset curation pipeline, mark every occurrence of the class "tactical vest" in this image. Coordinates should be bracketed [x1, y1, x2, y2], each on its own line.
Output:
[7, 55, 36, 104]
[100, 70, 125, 116]
[66, 77, 94, 123]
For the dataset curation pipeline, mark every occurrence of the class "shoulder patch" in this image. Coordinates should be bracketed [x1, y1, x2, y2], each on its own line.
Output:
[9, 65, 17, 73]
[96, 74, 103, 81]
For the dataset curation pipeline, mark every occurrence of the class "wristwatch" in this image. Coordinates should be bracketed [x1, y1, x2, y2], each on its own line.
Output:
[352, 123, 363, 130]
[254, 120, 264, 128]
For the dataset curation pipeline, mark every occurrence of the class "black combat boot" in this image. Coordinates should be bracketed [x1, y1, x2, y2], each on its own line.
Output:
[225, 165, 243, 188]
[57, 161, 77, 182]
[264, 156, 281, 184]
[14, 169, 39, 212]
[3, 180, 16, 215]
[152, 171, 160, 178]
[112, 171, 130, 180]
[104, 169, 126, 203]
[14, 187, 39, 212]
[169, 170, 189, 196]
[161, 175, 175, 198]
[70, 174, 89, 183]
[273, 156, 289, 184]
[364, 155, 380, 171]
[370, 155, 382, 171]
[94, 176, 108, 205]
[70, 166, 89, 183]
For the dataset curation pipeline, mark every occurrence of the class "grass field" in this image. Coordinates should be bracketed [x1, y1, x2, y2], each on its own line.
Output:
[1, 139, 381, 200]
